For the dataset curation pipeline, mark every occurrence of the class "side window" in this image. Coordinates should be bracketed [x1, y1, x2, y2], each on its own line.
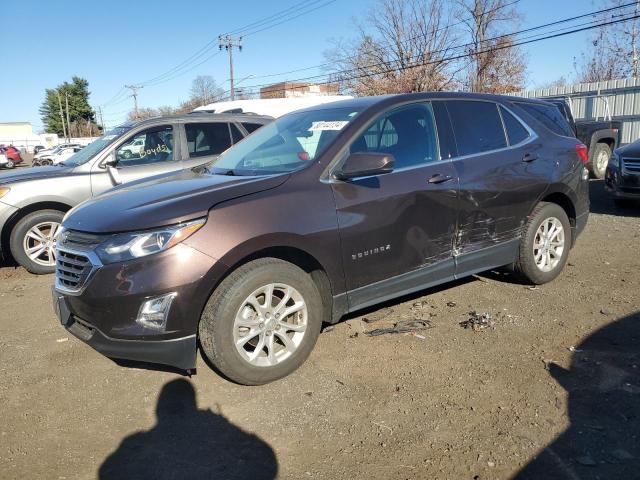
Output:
[499, 106, 530, 145]
[116, 125, 174, 166]
[515, 102, 574, 137]
[349, 102, 439, 169]
[185, 123, 232, 158]
[241, 122, 263, 134]
[446, 101, 507, 156]
[230, 124, 244, 144]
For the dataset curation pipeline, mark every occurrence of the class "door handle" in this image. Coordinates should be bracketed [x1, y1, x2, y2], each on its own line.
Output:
[522, 153, 538, 163]
[428, 174, 453, 184]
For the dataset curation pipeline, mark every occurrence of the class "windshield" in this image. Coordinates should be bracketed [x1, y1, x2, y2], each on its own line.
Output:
[61, 125, 132, 167]
[208, 106, 362, 176]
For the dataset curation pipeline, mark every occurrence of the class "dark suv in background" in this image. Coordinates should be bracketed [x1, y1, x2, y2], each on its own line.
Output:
[53, 93, 589, 385]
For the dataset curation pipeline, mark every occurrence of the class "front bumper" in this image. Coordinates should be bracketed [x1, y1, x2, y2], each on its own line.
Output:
[605, 163, 640, 199]
[54, 291, 197, 370]
[53, 243, 219, 371]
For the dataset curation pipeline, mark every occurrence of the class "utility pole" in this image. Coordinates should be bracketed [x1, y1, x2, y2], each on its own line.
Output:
[65, 92, 71, 141]
[219, 35, 243, 101]
[125, 85, 142, 119]
[56, 90, 67, 141]
[98, 106, 105, 133]
[633, 0, 640, 77]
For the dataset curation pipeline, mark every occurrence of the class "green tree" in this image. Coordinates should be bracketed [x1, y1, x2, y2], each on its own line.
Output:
[39, 76, 101, 137]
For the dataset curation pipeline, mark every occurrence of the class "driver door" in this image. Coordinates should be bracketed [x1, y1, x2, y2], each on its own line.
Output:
[90, 124, 181, 196]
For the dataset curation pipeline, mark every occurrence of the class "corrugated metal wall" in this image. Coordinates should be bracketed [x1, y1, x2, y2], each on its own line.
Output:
[513, 77, 640, 144]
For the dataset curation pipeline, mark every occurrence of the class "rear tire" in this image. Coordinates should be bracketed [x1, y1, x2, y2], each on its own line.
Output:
[9, 210, 64, 274]
[199, 258, 323, 385]
[589, 143, 611, 179]
[513, 202, 571, 285]
[5, 160, 15, 169]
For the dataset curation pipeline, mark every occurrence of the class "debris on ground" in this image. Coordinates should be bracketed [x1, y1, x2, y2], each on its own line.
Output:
[349, 332, 359, 339]
[526, 286, 539, 291]
[600, 308, 612, 316]
[323, 325, 335, 333]
[56, 338, 69, 343]
[568, 346, 584, 353]
[459, 311, 494, 331]
[446, 301, 457, 307]
[362, 308, 394, 324]
[366, 319, 433, 337]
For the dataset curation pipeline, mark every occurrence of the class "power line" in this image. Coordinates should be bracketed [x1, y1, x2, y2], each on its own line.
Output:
[221, 10, 640, 100]
[222, 0, 335, 36]
[218, 2, 639, 97]
[240, 0, 339, 37]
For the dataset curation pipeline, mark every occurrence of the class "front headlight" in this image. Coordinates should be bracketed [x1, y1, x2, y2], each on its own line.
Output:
[95, 218, 206, 264]
[0, 187, 10, 200]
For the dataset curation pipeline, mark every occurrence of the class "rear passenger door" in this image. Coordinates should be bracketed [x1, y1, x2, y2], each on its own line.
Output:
[442, 100, 548, 268]
[181, 121, 245, 169]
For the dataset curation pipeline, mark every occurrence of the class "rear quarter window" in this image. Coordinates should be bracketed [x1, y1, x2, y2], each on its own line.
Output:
[515, 102, 575, 138]
[499, 106, 530, 145]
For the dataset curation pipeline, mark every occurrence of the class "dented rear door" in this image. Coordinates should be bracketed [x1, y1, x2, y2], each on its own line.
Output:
[443, 100, 548, 257]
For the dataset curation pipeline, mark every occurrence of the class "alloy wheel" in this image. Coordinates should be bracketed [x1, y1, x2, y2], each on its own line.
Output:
[22, 221, 60, 267]
[596, 149, 609, 175]
[233, 283, 308, 367]
[533, 217, 565, 272]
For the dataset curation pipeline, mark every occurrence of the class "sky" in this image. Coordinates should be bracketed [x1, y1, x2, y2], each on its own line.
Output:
[0, 0, 601, 132]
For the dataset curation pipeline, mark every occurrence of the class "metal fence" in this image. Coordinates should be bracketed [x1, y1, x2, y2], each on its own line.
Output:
[513, 77, 640, 144]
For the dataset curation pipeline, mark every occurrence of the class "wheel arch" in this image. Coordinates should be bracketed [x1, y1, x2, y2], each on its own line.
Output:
[196, 243, 337, 334]
[1, 201, 72, 260]
[538, 190, 577, 245]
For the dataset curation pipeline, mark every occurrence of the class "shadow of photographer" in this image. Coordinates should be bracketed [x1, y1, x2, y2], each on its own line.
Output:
[515, 311, 640, 479]
[99, 379, 278, 480]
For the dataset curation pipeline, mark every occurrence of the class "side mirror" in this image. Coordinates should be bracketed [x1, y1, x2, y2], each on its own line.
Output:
[103, 151, 118, 169]
[335, 152, 395, 180]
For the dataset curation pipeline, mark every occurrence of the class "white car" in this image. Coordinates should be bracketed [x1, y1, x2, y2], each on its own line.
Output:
[192, 96, 353, 118]
[116, 137, 145, 159]
[33, 143, 80, 161]
[0, 151, 13, 169]
[36, 146, 83, 166]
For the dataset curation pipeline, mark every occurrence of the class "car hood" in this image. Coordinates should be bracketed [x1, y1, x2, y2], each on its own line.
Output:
[617, 140, 640, 157]
[0, 166, 76, 185]
[63, 169, 290, 233]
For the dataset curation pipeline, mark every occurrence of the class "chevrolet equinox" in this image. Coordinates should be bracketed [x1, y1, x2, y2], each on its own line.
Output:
[53, 93, 589, 385]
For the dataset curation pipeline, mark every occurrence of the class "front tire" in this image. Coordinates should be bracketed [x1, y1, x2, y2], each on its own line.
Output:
[9, 210, 64, 274]
[5, 160, 15, 169]
[514, 202, 571, 285]
[589, 143, 611, 179]
[199, 258, 323, 385]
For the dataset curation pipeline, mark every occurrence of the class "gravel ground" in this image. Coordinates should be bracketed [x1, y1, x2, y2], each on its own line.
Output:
[0, 180, 638, 480]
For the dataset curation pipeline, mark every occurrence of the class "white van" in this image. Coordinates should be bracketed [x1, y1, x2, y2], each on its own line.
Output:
[192, 96, 353, 118]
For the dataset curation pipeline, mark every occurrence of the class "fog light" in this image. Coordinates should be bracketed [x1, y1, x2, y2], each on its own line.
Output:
[136, 293, 177, 330]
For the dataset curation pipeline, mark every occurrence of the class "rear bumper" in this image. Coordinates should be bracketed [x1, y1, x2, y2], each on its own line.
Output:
[55, 289, 197, 370]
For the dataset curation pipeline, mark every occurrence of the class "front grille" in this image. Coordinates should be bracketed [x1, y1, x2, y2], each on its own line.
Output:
[622, 157, 640, 174]
[55, 249, 94, 292]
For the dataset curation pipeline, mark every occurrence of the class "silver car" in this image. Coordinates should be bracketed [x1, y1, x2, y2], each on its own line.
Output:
[0, 114, 272, 273]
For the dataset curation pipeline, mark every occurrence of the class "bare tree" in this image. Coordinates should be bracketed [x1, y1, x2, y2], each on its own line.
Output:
[456, 0, 527, 93]
[576, 0, 640, 83]
[324, 0, 462, 95]
[189, 75, 224, 106]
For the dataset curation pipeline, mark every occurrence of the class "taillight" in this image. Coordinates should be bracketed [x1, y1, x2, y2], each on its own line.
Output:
[575, 143, 588, 164]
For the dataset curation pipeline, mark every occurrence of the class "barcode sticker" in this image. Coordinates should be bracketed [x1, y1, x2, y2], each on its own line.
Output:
[309, 121, 349, 131]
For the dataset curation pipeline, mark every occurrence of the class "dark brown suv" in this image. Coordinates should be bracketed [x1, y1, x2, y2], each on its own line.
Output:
[53, 93, 590, 385]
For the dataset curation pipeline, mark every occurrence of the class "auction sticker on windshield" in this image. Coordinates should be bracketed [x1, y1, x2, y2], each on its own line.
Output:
[309, 121, 349, 131]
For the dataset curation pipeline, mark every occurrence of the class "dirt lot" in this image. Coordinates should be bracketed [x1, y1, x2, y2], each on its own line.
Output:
[0, 180, 638, 480]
